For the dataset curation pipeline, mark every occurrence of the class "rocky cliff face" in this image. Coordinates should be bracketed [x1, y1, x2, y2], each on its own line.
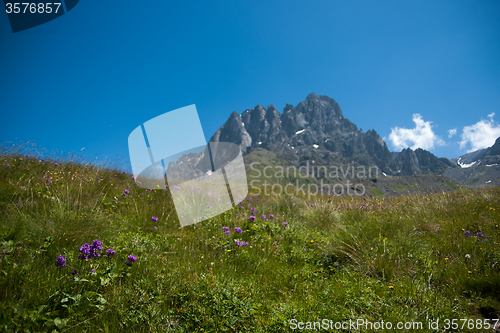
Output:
[208, 93, 500, 189]
[393, 148, 457, 176]
[209, 93, 459, 177]
[210, 93, 404, 174]
[445, 136, 500, 188]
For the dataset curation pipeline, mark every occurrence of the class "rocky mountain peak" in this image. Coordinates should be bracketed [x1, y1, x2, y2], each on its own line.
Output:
[489, 137, 500, 156]
[209, 93, 461, 179]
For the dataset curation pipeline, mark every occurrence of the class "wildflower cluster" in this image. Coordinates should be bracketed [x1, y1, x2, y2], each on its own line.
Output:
[54, 237, 131, 278]
[463, 230, 490, 241]
[235, 240, 248, 247]
[223, 227, 231, 235]
[55, 254, 66, 267]
[125, 254, 137, 266]
[79, 239, 103, 259]
[475, 231, 490, 241]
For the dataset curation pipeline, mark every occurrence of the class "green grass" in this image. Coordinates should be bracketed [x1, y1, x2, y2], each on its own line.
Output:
[0, 149, 500, 332]
[447, 181, 462, 190]
[370, 186, 384, 197]
[389, 183, 407, 191]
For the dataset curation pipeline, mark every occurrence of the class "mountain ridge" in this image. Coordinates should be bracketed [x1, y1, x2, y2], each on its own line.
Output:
[209, 93, 500, 191]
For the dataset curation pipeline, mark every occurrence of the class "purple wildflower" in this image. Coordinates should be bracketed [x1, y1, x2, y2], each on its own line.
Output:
[152, 216, 159, 222]
[92, 239, 103, 251]
[78, 240, 102, 259]
[54, 163, 59, 166]
[464, 230, 471, 238]
[223, 227, 231, 235]
[310, 204, 315, 207]
[250, 207, 256, 212]
[106, 248, 115, 256]
[79, 243, 91, 259]
[6, 165, 10, 169]
[154, 226, 157, 229]
[260, 214, 266, 220]
[55, 255, 66, 267]
[269, 214, 274, 219]
[127, 185, 131, 188]
[249, 215, 256, 222]
[207, 205, 211, 209]
[235, 227, 242, 233]
[91, 269, 96, 274]
[123, 171, 127, 174]
[97, 177, 102, 182]
[70, 270, 78, 275]
[239, 206, 243, 209]
[283, 222, 288, 227]
[235, 240, 248, 247]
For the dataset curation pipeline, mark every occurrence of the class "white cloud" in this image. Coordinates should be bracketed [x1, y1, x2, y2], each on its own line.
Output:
[389, 114, 445, 151]
[448, 128, 457, 138]
[459, 113, 500, 152]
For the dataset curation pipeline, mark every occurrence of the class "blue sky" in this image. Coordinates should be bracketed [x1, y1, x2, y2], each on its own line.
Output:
[1, 0, 500, 171]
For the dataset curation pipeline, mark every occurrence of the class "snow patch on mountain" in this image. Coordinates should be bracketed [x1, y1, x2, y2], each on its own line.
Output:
[457, 157, 479, 168]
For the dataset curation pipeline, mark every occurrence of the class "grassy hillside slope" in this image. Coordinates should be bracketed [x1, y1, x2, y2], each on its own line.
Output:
[0, 152, 499, 332]
[244, 148, 467, 198]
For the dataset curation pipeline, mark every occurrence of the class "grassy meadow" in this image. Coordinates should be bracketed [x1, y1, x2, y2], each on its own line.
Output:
[0, 146, 500, 332]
